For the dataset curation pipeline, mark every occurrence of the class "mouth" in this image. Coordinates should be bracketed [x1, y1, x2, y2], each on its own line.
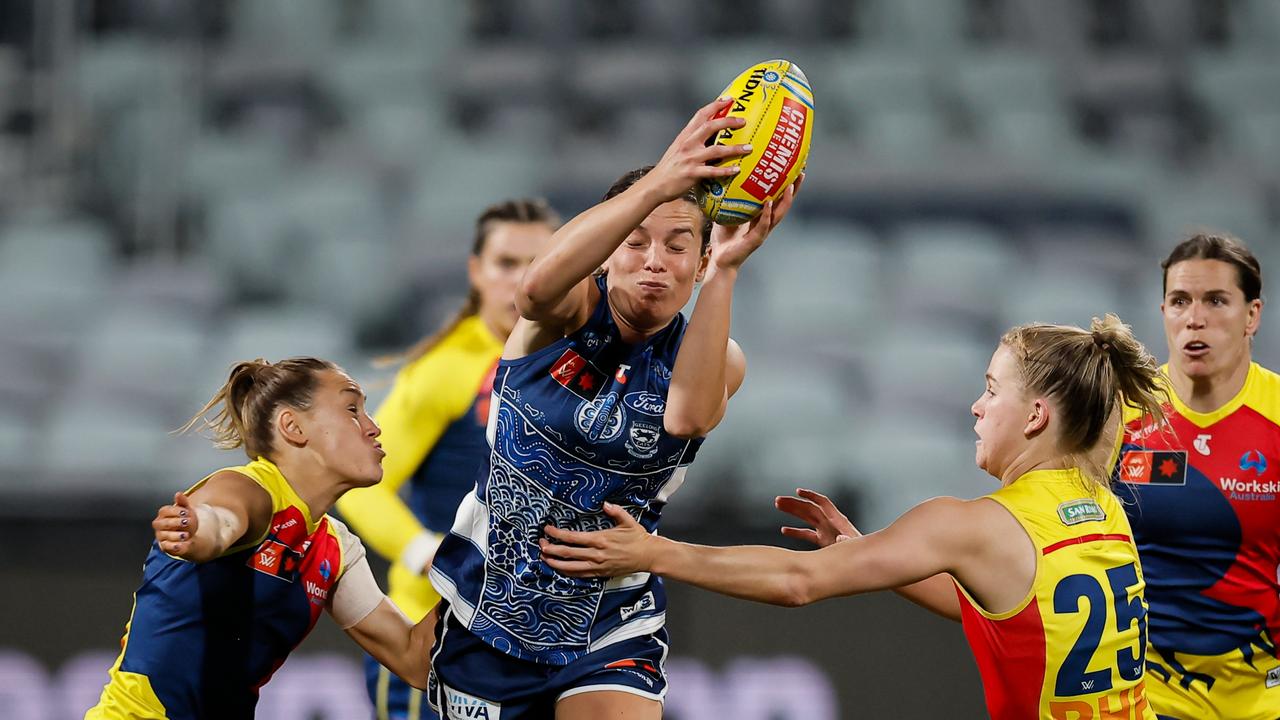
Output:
[373, 443, 385, 458]
[636, 280, 668, 291]
[1183, 340, 1210, 358]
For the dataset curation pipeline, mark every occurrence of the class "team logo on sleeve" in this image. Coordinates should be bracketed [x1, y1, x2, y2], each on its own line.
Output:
[1119, 450, 1186, 485]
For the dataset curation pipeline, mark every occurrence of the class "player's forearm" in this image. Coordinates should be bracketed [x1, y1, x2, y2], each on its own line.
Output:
[345, 600, 435, 690]
[519, 181, 664, 310]
[184, 504, 245, 563]
[666, 268, 736, 437]
[649, 535, 819, 608]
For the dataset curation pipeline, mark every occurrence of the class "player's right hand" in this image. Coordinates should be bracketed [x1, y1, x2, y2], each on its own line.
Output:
[775, 488, 861, 548]
[643, 97, 750, 203]
[153, 491, 199, 558]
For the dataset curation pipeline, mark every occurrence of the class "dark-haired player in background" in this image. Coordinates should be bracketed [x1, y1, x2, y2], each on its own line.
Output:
[1112, 234, 1280, 719]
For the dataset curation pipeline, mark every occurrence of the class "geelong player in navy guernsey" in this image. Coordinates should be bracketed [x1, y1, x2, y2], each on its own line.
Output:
[426, 96, 801, 719]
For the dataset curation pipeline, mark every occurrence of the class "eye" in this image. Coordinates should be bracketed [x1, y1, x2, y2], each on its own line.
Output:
[348, 405, 359, 414]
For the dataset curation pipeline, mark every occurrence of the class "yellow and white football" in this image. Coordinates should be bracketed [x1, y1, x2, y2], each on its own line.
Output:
[698, 59, 814, 225]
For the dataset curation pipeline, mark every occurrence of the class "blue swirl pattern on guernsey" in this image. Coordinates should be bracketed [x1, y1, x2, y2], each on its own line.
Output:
[430, 275, 703, 664]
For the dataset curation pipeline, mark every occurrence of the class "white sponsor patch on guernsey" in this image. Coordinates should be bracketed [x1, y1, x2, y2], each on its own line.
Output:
[444, 685, 501, 720]
[1267, 666, 1280, 689]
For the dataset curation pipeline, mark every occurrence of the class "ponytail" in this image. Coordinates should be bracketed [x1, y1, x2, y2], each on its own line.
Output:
[178, 357, 337, 459]
[1002, 314, 1169, 486]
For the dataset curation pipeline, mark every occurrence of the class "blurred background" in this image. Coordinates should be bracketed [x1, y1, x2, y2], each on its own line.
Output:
[0, 0, 1277, 718]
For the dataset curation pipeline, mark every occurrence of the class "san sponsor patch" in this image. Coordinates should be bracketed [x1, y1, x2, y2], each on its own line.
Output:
[442, 684, 501, 720]
[549, 349, 607, 401]
[1057, 499, 1106, 526]
[248, 538, 302, 582]
[1118, 450, 1186, 486]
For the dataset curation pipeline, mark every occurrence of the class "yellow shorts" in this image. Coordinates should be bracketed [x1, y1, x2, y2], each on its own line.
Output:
[1144, 644, 1280, 720]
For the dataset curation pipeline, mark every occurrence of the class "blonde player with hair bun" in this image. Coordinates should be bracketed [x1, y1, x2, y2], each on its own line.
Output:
[544, 315, 1167, 720]
[87, 358, 436, 719]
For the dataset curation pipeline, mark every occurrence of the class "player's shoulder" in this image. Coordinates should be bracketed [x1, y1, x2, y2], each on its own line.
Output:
[1244, 362, 1280, 429]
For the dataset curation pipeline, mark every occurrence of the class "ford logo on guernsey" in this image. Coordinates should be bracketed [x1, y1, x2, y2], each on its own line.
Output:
[1240, 450, 1268, 475]
[623, 392, 666, 416]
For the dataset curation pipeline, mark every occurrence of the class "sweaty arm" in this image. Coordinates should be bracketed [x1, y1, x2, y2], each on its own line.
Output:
[328, 520, 435, 689]
[153, 471, 273, 563]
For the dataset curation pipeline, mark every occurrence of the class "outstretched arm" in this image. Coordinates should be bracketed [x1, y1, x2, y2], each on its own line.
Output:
[541, 499, 983, 608]
[152, 471, 273, 563]
[331, 554, 436, 689]
[515, 97, 749, 330]
[775, 489, 961, 621]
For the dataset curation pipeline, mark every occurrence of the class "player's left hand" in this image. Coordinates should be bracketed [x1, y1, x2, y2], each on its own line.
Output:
[539, 503, 654, 578]
[153, 491, 199, 558]
[706, 173, 803, 278]
[775, 487, 860, 548]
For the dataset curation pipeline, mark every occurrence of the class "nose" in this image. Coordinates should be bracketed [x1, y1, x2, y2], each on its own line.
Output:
[971, 397, 982, 418]
[643, 244, 666, 273]
[365, 414, 381, 438]
[1185, 302, 1207, 329]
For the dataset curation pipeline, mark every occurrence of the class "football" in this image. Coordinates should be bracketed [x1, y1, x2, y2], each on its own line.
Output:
[698, 59, 814, 225]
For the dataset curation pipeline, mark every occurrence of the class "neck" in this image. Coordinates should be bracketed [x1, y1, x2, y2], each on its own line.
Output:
[1166, 357, 1251, 414]
[999, 447, 1070, 487]
[607, 294, 670, 345]
[272, 454, 346, 521]
[476, 312, 506, 343]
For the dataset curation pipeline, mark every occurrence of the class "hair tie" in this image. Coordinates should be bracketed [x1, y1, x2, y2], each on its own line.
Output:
[1092, 330, 1110, 352]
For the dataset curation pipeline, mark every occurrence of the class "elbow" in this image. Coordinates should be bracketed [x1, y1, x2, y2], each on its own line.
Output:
[776, 563, 818, 608]
[662, 405, 714, 439]
[517, 268, 560, 317]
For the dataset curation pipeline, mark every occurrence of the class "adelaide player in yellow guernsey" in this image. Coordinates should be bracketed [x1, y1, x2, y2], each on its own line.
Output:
[87, 359, 436, 720]
[335, 199, 556, 720]
[1111, 235, 1279, 719]
[542, 315, 1167, 720]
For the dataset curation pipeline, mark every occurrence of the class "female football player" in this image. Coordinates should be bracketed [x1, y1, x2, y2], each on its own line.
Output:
[337, 198, 557, 720]
[87, 358, 435, 719]
[1111, 234, 1278, 720]
[543, 315, 1168, 720]
[424, 95, 801, 719]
